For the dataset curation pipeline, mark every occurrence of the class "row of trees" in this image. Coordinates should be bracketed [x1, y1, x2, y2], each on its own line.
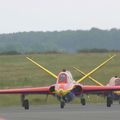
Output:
[0, 28, 120, 54]
[0, 49, 119, 55]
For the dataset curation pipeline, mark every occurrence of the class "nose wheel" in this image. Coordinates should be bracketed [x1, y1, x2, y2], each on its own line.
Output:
[60, 101, 65, 109]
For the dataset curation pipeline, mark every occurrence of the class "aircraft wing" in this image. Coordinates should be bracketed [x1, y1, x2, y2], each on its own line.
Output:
[82, 85, 120, 93]
[0, 86, 50, 94]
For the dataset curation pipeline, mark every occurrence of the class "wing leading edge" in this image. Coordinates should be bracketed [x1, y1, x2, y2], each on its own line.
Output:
[82, 85, 120, 93]
[0, 87, 50, 94]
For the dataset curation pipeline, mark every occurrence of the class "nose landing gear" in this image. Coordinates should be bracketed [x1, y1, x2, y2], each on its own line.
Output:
[60, 101, 65, 109]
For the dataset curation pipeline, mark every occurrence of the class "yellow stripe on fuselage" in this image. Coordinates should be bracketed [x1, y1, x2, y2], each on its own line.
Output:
[55, 85, 75, 97]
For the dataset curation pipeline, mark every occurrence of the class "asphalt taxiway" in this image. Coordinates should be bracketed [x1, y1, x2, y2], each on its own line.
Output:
[0, 104, 120, 120]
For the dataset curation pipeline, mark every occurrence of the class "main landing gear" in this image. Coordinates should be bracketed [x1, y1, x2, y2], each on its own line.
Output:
[118, 97, 120, 104]
[21, 94, 29, 110]
[106, 96, 113, 107]
[81, 98, 86, 106]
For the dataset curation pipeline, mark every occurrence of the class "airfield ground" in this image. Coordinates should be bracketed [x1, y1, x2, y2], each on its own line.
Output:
[0, 104, 120, 120]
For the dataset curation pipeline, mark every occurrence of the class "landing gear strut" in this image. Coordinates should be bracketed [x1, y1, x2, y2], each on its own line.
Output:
[21, 94, 29, 110]
[81, 98, 86, 105]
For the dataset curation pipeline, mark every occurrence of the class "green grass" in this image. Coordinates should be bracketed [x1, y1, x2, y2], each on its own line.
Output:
[0, 53, 120, 106]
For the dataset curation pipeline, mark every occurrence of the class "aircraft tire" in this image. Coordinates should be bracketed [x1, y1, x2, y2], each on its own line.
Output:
[60, 101, 65, 109]
[24, 99, 29, 110]
[81, 98, 86, 105]
[107, 97, 112, 107]
[21, 94, 25, 107]
[119, 98, 120, 104]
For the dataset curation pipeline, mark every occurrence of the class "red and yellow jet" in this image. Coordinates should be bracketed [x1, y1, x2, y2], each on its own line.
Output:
[0, 55, 119, 109]
[73, 56, 120, 105]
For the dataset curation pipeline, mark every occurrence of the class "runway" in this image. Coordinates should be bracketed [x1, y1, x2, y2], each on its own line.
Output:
[0, 104, 120, 120]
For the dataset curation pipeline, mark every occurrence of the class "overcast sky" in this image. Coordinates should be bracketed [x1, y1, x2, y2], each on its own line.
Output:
[0, 0, 120, 33]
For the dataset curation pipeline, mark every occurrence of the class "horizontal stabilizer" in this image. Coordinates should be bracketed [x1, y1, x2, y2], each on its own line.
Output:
[26, 57, 57, 79]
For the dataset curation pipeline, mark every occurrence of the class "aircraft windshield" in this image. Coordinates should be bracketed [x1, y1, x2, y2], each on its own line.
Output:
[115, 79, 120, 86]
[58, 73, 67, 83]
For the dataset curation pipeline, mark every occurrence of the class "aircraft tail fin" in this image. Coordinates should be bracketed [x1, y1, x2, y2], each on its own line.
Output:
[26, 57, 57, 79]
[77, 54, 116, 83]
[73, 67, 104, 86]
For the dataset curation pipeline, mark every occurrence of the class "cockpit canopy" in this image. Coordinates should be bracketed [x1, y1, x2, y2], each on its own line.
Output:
[107, 77, 120, 86]
[115, 78, 120, 86]
[58, 73, 67, 83]
[57, 71, 74, 84]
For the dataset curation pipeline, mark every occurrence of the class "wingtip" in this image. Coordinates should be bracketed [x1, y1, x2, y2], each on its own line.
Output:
[72, 66, 76, 69]
[26, 56, 30, 60]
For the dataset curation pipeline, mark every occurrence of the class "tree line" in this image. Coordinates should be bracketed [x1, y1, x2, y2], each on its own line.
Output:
[0, 28, 120, 54]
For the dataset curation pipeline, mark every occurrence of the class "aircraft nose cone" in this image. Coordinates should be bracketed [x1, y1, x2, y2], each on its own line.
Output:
[58, 89, 64, 96]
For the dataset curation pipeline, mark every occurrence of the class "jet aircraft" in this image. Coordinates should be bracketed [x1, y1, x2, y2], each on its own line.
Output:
[0, 55, 120, 110]
[73, 66, 120, 105]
